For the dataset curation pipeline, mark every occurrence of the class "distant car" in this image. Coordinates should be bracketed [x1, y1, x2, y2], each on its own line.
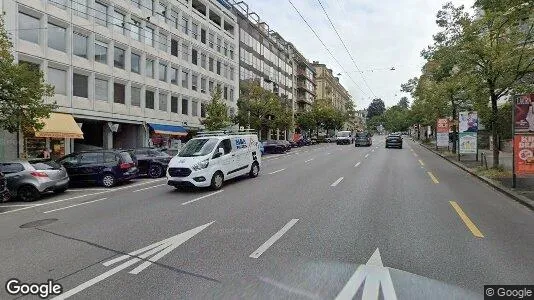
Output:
[310, 138, 318, 145]
[336, 131, 352, 145]
[58, 150, 138, 187]
[131, 148, 172, 178]
[325, 137, 335, 143]
[385, 134, 403, 149]
[0, 172, 9, 202]
[262, 140, 287, 154]
[289, 140, 298, 148]
[280, 140, 292, 151]
[355, 132, 372, 147]
[0, 159, 69, 202]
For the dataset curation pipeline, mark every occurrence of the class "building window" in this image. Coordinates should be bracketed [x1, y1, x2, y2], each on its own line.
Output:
[181, 16, 188, 35]
[223, 63, 228, 78]
[47, 67, 66, 95]
[216, 61, 221, 75]
[223, 86, 228, 100]
[216, 36, 221, 52]
[181, 70, 188, 88]
[171, 39, 178, 57]
[73, 73, 88, 98]
[73, 0, 88, 18]
[131, 53, 140, 74]
[191, 48, 198, 65]
[113, 10, 125, 34]
[200, 78, 206, 93]
[95, 2, 108, 26]
[200, 53, 206, 69]
[159, 93, 167, 111]
[200, 28, 206, 44]
[229, 67, 234, 80]
[201, 102, 206, 117]
[208, 80, 214, 92]
[114, 47, 125, 69]
[191, 22, 198, 39]
[131, 86, 141, 106]
[141, 0, 153, 15]
[73, 32, 88, 58]
[192, 100, 198, 116]
[229, 88, 234, 101]
[181, 98, 188, 115]
[130, 19, 141, 40]
[145, 90, 155, 109]
[18, 13, 39, 44]
[229, 45, 234, 59]
[158, 32, 167, 51]
[48, 23, 66, 52]
[171, 96, 178, 113]
[181, 43, 189, 61]
[209, 57, 214, 72]
[223, 41, 228, 56]
[170, 11, 179, 30]
[51, 0, 67, 9]
[146, 59, 154, 78]
[159, 63, 167, 81]
[172, 70, 181, 87]
[156, 2, 166, 23]
[208, 32, 214, 48]
[191, 74, 198, 91]
[95, 40, 108, 64]
[145, 27, 154, 46]
[95, 78, 108, 101]
[114, 82, 125, 104]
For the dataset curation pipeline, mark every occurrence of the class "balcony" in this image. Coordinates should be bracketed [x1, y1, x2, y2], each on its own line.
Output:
[297, 80, 316, 96]
[296, 93, 314, 105]
[296, 69, 314, 81]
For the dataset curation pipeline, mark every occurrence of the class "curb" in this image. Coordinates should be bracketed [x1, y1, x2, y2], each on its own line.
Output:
[419, 144, 534, 211]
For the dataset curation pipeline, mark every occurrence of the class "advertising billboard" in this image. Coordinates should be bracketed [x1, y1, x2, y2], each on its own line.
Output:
[436, 119, 449, 147]
[459, 132, 477, 154]
[514, 94, 534, 133]
[514, 135, 534, 175]
[459, 111, 478, 154]
[459, 111, 478, 133]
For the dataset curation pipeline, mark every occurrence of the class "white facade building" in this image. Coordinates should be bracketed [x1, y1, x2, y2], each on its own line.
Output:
[0, 0, 238, 159]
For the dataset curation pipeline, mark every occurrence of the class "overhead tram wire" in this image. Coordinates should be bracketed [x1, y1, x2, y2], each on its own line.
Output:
[315, 0, 377, 99]
[287, 0, 369, 99]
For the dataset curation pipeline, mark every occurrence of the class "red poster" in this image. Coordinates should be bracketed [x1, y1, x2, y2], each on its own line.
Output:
[437, 119, 449, 133]
[514, 135, 534, 175]
[514, 94, 534, 133]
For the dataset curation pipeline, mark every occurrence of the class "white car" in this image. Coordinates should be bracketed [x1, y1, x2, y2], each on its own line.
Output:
[336, 131, 353, 145]
[167, 132, 262, 190]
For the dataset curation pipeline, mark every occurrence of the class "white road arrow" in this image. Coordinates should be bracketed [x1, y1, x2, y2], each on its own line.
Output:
[335, 248, 397, 300]
[52, 221, 214, 300]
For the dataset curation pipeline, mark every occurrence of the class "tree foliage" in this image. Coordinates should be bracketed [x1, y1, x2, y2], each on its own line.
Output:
[0, 15, 56, 133]
[201, 86, 231, 130]
[366, 98, 386, 120]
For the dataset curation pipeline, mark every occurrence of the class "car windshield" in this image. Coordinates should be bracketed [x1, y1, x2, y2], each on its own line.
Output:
[356, 132, 369, 138]
[178, 138, 218, 157]
[337, 132, 351, 137]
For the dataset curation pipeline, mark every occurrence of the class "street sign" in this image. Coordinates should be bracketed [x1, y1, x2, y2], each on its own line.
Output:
[335, 248, 397, 300]
[52, 222, 214, 299]
[436, 119, 449, 147]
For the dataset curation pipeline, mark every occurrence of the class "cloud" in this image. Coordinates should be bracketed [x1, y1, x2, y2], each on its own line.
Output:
[242, 0, 475, 108]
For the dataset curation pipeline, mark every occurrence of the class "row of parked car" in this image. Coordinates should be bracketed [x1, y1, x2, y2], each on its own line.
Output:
[0, 148, 172, 202]
[260, 138, 319, 154]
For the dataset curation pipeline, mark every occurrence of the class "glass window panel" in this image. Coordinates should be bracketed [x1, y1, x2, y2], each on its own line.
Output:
[145, 90, 154, 109]
[73, 32, 88, 58]
[95, 41, 108, 64]
[47, 67, 66, 95]
[18, 13, 39, 43]
[131, 86, 141, 106]
[73, 73, 88, 98]
[48, 23, 66, 52]
[131, 53, 140, 73]
[95, 78, 108, 101]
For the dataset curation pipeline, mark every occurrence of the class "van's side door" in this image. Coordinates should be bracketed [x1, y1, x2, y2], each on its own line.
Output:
[231, 137, 251, 176]
[213, 139, 235, 179]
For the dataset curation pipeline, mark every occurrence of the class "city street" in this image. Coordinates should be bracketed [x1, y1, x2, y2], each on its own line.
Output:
[1, 137, 533, 299]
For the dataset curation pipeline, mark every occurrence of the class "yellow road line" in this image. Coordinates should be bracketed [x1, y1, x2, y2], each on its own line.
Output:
[427, 171, 439, 184]
[449, 201, 485, 238]
[418, 159, 425, 166]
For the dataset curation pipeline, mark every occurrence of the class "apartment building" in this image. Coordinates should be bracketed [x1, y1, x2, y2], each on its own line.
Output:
[290, 45, 315, 113]
[312, 62, 351, 113]
[0, 0, 238, 159]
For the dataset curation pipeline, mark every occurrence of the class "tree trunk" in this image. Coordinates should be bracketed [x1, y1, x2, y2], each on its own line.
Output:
[491, 94, 500, 167]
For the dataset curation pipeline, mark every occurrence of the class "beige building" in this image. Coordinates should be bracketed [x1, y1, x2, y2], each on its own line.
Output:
[312, 62, 351, 113]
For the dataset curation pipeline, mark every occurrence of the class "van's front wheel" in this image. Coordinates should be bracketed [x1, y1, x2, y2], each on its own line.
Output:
[249, 162, 260, 178]
[211, 171, 224, 190]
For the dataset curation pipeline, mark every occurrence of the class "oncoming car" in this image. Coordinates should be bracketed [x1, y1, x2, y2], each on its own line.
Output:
[167, 130, 262, 190]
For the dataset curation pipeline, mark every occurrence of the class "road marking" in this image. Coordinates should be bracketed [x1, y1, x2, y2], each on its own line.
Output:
[354, 162, 361, 168]
[0, 179, 167, 215]
[326, 152, 331, 155]
[372, 149, 375, 152]
[427, 172, 439, 184]
[418, 159, 425, 166]
[365, 154, 370, 158]
[413, 153, 418, 157]
[52, 222, 214, 299]
[0, 204, 34, 207]
[181, 190, 224, 205]
[449, 201, 484, 238]
[304, 158, 314, 163]
[132, 184, 167, 193]
[331, 177, 344, 187]
[268, 168, 286, 175]
[66, 188, 111, 192]
[249, 219, 299, 259]
[335, 248, 397, 300]
[43, 198, 108, 214]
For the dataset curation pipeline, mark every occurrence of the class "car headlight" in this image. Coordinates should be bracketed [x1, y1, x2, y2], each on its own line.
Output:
[191, 159, 209, 171]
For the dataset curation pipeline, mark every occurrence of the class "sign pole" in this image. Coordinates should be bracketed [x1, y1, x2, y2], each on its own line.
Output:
[512, 95, 516, 188]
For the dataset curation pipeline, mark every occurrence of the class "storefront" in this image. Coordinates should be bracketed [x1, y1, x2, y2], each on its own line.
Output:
[147, 123, 188, 155]
[24, 113, 84, 159]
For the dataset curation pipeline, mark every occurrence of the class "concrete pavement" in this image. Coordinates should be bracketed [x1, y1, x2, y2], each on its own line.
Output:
[0, 138, 532, 299]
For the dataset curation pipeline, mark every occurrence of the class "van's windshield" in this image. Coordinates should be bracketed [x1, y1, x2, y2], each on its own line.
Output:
[336, 131, 351, 137]
[178, 138, 218, 157]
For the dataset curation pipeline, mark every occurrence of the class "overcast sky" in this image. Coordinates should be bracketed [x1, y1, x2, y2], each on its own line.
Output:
[243, 0, 475, 109]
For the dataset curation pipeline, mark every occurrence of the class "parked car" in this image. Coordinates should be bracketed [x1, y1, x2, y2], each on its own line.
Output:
[0, 172, 9, 202]
[131, 148, 171, 178]
[385, 133, 403, 149]
[310, 138, 318, 145]
[355, 131, 372, 147]
[0, 159, 69, 202]
[336, 131, 353, 145]
[289, 140, 298, 148]
[58, 150, 138, 187]
[262, 140, 287, 154]
[279, 140, 292, 151]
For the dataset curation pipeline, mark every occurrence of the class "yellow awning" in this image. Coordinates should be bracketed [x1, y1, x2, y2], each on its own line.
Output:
[35, 113, 84, 139]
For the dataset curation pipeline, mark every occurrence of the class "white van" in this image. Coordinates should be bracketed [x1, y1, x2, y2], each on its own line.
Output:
[336, 131, 353, 145]
[167, 131, 262, 190]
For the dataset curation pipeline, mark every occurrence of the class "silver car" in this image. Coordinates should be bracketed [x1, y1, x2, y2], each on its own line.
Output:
[0, 160, 70, 202]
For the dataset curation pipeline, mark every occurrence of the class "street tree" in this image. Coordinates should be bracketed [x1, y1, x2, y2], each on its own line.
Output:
[397, 97, 410, 109]
[0, 15, 56, 134]
[201, 86, 231, 130]
[366, 98, 386, 121]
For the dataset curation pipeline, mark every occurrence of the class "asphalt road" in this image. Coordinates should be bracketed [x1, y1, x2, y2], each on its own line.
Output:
[0, 137, 533, 299]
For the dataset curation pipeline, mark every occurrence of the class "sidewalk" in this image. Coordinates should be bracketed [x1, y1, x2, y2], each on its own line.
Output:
[419, 141, 534, 210]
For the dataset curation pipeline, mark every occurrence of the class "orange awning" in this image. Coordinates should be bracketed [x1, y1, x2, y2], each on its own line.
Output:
[34, 113, 84, 139]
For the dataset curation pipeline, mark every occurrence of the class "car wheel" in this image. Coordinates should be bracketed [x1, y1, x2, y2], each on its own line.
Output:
[54, 187, 67, 194]
[18, 185, 40, 202]
[148, 164, 164, 178]
[102, 173, 116, 188]
[249, 162, 260, 178]
[211, 171, 224, 190]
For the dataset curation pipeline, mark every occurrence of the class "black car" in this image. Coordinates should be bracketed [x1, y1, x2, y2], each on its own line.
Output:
[279, 140, 292, 151]
[262, 140, 287, 154]
[58, 150, 139, 187]
[131, 148, 172, 178]
[355, 132, 372, 147]
[385, 134, 403, 149]
[0, 172, 10, 202]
